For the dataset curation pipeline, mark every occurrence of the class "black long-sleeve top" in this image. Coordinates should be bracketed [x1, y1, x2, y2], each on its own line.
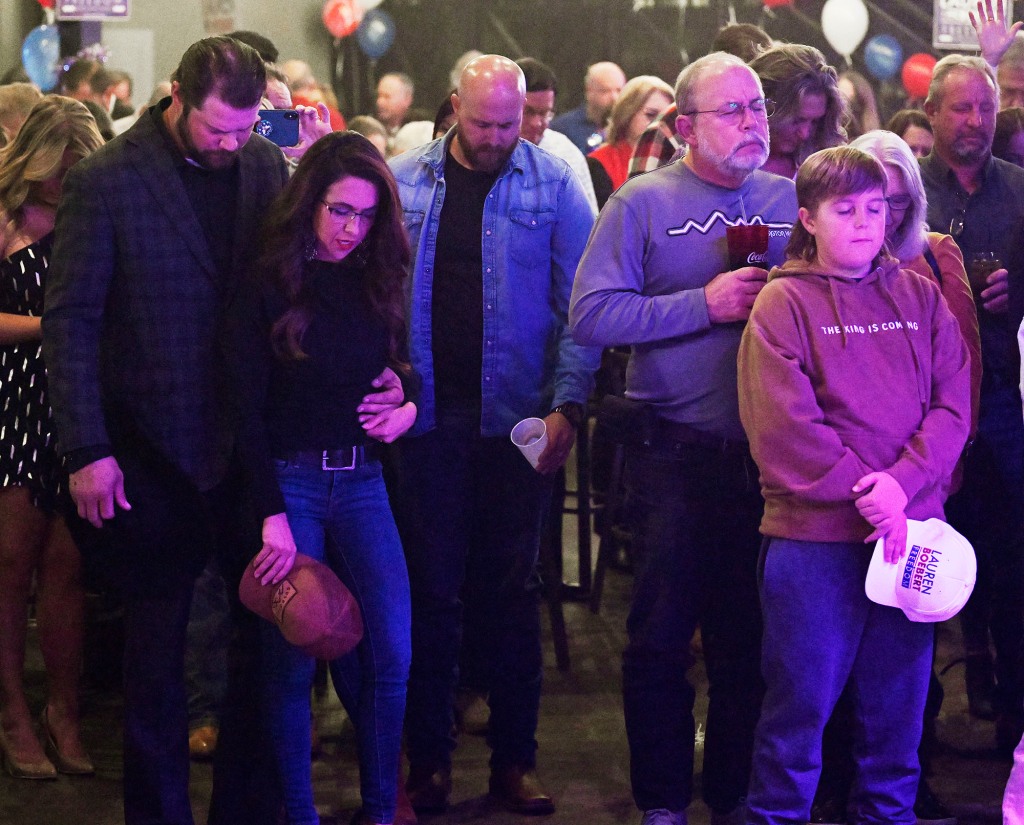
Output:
[229, 258, 419, 519]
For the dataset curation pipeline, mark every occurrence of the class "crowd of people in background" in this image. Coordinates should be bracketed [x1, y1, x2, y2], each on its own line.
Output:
[1, 2, 1024, 825]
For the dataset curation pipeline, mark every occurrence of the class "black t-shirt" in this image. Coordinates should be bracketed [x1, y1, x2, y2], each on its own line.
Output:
[152, 100, 238, 279]
[229, 258, 420, 517]
[431, 149, 498, 408]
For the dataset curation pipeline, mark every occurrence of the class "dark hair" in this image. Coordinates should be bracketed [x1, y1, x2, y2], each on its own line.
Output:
[60, 59, 99, 96]
[517, 58, 558, 95]
[107, 69, 133, 95]
[885, 108, 931, 138]
[228, 30, 280, 63]
[264, 62, 289, 86]
[786, 146, 891, 265]
[750, 44, 848, 164]
[260, 132, 411, 365]
[993, 107, 1024, 161]
[82, 99, 114, 141]
[88, 67, 116, 97]
[433, 93, 456, 138]
[712, 23, 773, 63]
[171, 36, 267, 111]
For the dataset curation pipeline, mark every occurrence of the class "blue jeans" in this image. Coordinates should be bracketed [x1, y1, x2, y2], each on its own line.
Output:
[747, 538, 933, 825]
[261, 459, 411, 825]
[621, 441, 764, 814]
[398, 406, 549, 771]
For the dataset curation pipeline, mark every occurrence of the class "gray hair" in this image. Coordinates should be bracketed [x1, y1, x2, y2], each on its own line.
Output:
[674, 52, 752, 115]
[850, 130, 929, 262]
[1001, 33, 1024, 68]
[926, 54, 997, 109]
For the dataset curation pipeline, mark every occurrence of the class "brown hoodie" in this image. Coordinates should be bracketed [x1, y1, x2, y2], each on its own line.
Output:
[738, 257, 971, 542]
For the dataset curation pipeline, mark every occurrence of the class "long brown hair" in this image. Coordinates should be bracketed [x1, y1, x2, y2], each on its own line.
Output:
[259, 131, 410, 366]
[750, 44, 848, 165]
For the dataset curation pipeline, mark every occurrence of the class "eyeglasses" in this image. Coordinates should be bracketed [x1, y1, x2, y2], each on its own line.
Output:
[949, 207, 966, 238]
[322, 202, 377, 228]
[885, 194, 913, 211]
[681, 97, 776, 123]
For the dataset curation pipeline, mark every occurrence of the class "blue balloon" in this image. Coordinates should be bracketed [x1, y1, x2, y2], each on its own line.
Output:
[21, 25, 61, 92]
[864, 35, 903, 81]
[356, 9, 396, 61]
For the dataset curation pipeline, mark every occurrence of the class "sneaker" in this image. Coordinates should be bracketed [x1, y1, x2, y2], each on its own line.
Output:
[640, 810, 687, 825]
[914, 778, 957, 825]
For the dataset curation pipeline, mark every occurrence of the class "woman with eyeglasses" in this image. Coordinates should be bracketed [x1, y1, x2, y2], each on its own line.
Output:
[228, 131, 417, 825]
[851, 131, 981, 460]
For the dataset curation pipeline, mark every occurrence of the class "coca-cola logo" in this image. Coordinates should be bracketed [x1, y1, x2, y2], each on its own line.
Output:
[747, 251, 768, 265]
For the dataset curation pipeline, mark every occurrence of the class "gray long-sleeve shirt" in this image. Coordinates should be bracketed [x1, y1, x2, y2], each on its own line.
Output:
[570, 160, 797, 440]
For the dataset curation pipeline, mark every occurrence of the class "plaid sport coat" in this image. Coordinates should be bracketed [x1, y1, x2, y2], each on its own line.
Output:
[43, 105, 289, 490]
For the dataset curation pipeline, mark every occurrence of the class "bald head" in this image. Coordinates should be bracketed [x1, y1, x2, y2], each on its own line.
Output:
[457, 55, 526, 101]
[451, 54, 525, 173]
[584, 61, 626, 124]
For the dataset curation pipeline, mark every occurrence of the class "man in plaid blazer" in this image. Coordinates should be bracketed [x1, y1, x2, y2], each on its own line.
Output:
[43, 37, 288, 825]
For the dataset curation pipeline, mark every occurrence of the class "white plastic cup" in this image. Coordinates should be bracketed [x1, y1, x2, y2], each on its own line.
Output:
[510, 417, 548, 469]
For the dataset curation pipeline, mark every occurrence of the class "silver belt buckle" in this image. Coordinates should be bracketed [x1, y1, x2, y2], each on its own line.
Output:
[322, 447, 358, 471]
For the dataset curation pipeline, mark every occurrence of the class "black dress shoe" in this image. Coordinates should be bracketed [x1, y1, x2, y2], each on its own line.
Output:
[914, 777, 957, 825]
[405, 764, 451, 813]
[488, 765, 555, 816]
[809, 793, 847, 825]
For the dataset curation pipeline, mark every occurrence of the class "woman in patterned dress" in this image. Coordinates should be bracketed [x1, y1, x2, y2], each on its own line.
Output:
[0, 96, 102, 778]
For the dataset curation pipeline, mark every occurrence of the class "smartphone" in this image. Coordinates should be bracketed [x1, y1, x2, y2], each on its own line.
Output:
[255, 109, 299, 147]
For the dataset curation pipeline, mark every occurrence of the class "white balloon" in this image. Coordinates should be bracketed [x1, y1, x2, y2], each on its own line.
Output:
[821, 0, 870, 58]
[357, 0, 384, 9]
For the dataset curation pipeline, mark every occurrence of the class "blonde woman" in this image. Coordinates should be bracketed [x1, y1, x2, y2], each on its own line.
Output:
[587, 75, 673, 206]
[0, 96, 102, 778]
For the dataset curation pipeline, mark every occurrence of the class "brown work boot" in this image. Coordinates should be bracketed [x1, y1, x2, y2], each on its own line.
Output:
[188, 724, 218, 761]
[488, 764, 555, 815]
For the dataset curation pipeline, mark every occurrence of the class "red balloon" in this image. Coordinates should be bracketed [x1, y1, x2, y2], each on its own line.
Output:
[902, 53, 937, 100]
[763, 0, 794, 7]
[322, 0, 363, 39]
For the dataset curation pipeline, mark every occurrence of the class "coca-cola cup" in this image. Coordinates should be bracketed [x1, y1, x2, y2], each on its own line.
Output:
[726, 223, 770, 270]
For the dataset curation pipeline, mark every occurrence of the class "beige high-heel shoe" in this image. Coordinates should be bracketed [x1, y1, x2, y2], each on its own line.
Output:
[0, 724, 57, 779]
[40, 707, 94, 776]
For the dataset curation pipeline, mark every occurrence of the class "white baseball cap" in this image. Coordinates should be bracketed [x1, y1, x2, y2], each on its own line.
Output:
[865, 518, 976, 623]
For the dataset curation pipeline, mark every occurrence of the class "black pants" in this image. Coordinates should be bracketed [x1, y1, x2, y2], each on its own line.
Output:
[68, 433, 279, 825]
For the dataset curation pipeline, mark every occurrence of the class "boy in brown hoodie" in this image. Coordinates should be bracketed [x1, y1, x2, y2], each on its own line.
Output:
[738, 146, 971, 825]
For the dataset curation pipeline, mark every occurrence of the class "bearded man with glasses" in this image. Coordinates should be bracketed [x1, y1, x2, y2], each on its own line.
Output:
[570, 52, 798, 825]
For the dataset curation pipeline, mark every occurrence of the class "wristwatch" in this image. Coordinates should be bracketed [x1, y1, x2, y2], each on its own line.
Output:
[550, 402, 586, 429]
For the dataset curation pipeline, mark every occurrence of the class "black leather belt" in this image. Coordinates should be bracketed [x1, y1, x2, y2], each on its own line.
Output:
[276, 445, 378, 471]
[654, 418, 749, 456]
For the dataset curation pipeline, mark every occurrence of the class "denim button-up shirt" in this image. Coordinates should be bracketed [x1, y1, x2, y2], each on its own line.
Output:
[389, 134, 600, 436]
